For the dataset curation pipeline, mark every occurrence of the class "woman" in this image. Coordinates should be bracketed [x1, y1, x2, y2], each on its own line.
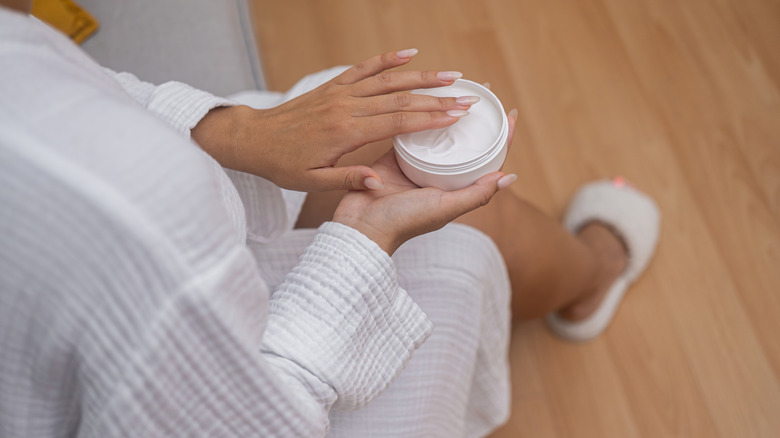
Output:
[0, 1, 659, 436]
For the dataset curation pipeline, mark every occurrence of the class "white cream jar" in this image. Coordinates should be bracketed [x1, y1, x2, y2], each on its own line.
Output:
[393, 79, 509, 191]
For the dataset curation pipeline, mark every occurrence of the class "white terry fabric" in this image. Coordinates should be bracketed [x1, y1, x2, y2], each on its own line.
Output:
[251, 225, 511, 437]
[0, 9, 511, 438]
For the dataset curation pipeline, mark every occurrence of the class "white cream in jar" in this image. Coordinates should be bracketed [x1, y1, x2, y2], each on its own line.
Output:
[393, 79, 509, 191]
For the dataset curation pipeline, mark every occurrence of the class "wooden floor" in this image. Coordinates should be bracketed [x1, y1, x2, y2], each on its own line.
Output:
[251, 1, 780, 436]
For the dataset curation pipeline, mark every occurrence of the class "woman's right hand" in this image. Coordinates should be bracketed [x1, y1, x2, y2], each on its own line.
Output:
[194, 49, 480, 193]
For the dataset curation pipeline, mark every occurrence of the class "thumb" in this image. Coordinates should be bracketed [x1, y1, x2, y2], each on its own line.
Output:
[310, 165, 385, 192]
[440, 172, 506, 219]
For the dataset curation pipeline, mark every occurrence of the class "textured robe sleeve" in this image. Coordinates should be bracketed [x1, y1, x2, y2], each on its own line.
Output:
[0, 129, 432, 437]
[106, 68, 235, 136]
[263, 222, 434, 412]
[105, 68, 296, 242]
[97, 224, 433, 436]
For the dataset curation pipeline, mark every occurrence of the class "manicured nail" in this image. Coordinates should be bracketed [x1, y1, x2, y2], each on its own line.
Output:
[396, 48, 419, 59]
[364, 176, 385, 191]
[509, 108, 518, 119]
[482, 82, 491, 89]
[497, 174, 517, 189]
[446, 110, 469, 118]
[437, 71, 463, 82]
[455, 96, 480, 106]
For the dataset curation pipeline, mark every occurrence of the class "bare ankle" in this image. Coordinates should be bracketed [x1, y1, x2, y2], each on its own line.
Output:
[557, 222, 628, 321]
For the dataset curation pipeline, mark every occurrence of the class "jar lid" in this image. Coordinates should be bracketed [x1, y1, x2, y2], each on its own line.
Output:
[393, 79, 507, 168]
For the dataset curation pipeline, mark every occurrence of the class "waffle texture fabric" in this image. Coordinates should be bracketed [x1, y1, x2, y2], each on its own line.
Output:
[0, 9, 510, 437]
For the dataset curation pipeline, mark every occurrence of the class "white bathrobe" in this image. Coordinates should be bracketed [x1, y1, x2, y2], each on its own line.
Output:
[0, 9, 510, 437]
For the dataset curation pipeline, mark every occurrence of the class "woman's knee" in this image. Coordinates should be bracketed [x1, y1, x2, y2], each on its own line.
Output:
[393, 223, 508, 286]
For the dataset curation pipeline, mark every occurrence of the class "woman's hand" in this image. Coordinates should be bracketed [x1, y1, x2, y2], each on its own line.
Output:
[332, 151, 515, 255]
[193, 49, 481, 192]
[333, 109, 517, 255]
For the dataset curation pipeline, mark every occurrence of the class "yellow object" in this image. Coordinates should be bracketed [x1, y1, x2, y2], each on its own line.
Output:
[31, 0, 99, 44]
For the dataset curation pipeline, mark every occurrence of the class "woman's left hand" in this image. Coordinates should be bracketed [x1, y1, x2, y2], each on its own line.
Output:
[333, 109, 517, 255]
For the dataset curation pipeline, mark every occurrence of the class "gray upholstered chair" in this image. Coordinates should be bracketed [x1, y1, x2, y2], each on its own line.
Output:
[79, 0, 266, 97]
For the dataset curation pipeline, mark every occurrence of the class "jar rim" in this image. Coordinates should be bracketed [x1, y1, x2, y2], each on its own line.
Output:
[393, 120, 509, 175]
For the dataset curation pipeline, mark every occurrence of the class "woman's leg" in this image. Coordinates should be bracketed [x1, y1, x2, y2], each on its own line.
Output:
[296, 139, 627, 322]
[456, 189, 627, 321]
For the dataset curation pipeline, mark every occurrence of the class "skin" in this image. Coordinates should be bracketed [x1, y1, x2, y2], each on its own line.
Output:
[7, 0, 627, 322]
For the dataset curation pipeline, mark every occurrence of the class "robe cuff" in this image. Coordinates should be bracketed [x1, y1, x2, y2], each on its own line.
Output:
[261, 222, 433, 411]
[145, 81, 235, 137]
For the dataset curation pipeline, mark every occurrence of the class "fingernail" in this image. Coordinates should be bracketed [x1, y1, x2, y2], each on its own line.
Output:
[364, 176, 385, 190]
[446, 110, 469, 118]
[455, 96, 480, 106]
[396, 48, 419, 58]
[509, 108, 518, 119]
[437, 71, 463, 82]
[497, 174, 517, 189]
[482, 82, 491, 89]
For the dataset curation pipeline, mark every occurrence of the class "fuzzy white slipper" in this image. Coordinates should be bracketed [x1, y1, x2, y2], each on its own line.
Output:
[545, 178, 661, 342]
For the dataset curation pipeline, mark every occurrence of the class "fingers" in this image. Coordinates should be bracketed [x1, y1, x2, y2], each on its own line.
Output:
[439, 173, 504, 219]
[334, 49, 419, 85]
[307, 165, 385, 192]
[354, 93, 480, 116]
[351, 70, 463, 97]
[497, 174, 518, 189]
[439, 171, 517, 219]
[356, 111, 467, 144]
